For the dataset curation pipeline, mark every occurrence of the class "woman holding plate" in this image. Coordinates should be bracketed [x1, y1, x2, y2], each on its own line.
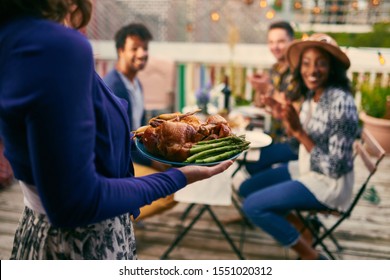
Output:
[0, 0, 232, 260]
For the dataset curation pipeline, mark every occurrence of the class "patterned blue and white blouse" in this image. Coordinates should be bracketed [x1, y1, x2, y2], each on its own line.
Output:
[300, 87, 359, 179]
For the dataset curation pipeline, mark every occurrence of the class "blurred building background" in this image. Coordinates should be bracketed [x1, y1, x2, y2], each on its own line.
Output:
[87, 0, 390, 44]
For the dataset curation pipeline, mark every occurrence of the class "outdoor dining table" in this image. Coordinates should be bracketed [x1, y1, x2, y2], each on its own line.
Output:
[160, 128, 272, 260]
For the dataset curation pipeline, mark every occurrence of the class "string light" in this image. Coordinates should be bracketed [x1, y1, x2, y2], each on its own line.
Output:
[330, 4, 339, 13]
[371, 0, 380, 7]
[265, 9, 275, 20]
[378, 51, 386, 65]
[301, 33, 309, 40]
[312, 6, 321, 14]
[259, 0, 267, 8]
[210, 12, 220, 22]
[294, 1, 302, 10]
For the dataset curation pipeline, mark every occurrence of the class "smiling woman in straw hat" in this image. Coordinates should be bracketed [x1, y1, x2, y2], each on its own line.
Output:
[238, 33, 359, 260]
[286, 33, 351, 103]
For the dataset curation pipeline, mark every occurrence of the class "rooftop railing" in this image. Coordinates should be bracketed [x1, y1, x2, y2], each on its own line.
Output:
[92, 40, 389, 113]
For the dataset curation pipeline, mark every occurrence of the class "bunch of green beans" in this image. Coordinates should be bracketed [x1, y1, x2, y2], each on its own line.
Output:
[184, 135, 250, 163]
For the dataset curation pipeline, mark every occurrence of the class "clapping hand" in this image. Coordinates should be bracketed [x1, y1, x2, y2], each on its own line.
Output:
[248, 72, 272, 107]
[281, 101, 303, 137]
[263, 96, 283, 119]
[248, 72, 270, 94]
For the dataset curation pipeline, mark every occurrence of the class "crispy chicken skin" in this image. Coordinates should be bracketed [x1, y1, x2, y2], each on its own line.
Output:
[136, 112, 232, 162]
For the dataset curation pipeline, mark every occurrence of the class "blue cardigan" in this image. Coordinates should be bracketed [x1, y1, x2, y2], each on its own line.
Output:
[103, 69, 152, 166]
[103, 70, 146, 131]
[0, 17, 187, 227]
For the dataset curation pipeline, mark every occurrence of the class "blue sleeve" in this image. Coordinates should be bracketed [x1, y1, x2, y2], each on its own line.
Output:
[131, 138, 153, 166]
[6, 23, 187, 227]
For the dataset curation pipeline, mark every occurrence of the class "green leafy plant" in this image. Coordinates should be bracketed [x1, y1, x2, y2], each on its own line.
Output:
[361, 83, 390, 119]
[295, 22, 390, 48]
[234, 95, 251, 106]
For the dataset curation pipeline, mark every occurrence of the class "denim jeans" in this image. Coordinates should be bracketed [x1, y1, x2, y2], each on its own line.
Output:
[240, 165, 328, 247]
[244, 142, 298, 175]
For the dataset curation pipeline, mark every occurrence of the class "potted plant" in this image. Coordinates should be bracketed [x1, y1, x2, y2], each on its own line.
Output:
[359, 82, 390, 154]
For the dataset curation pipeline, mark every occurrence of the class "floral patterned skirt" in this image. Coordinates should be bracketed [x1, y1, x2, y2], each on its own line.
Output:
[10, 207, 137, 260]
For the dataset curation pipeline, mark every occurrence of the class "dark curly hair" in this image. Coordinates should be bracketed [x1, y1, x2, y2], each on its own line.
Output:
[292, 47, 351, 98]
[0, 0, 92, 29]
[114, 23, 153, 51]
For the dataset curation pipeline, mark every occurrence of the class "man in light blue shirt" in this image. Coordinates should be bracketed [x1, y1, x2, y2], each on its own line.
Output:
[104, 23, 177, 221]
[104, 23, 151, 133]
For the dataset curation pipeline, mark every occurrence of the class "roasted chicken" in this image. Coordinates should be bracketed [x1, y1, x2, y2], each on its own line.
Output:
[133, 110, 233, 162]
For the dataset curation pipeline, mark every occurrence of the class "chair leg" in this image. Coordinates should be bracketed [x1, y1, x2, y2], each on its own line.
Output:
[312, 217, 347, 256]
[206, 205, 245, 260]
[230, 190, 252, 255]
[317, 239, 336, 260]
[161, 205, 245, 260]
[296, 211, 337, 260]
[314, 221, 343, 252]
[329, 234, 343, 252]
[239, 218, 247, 253]
[231, 195, 254, 229]
[161, 205, 207, 259]
[179, 203, 196, 221]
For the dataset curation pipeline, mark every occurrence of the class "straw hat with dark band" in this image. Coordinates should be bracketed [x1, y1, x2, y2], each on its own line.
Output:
[286, 33, 350, 70]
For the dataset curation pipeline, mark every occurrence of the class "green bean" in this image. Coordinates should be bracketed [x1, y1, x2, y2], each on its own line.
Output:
[185, 143, 249, 163]
[195, 148, 243, 163]
[195, 136, 237, 145]
[195, 135, 246, 145]
[183, 133, 250, 163]
[189, 140, 233, 154]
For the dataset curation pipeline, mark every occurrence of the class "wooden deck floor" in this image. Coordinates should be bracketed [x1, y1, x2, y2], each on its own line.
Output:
[1, 154, 389, 260]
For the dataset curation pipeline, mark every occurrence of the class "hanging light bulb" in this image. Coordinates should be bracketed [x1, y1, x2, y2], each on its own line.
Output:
[330, 4, 339, 13]
[312, 6, 321, 14]
[259, 0, 267, 8]
[378, 51, 386, 65]
[265, 9, 275, 19]
[294, 1, 303, 10]
[210, 12, 220, 22]
[302, 33, 309, 40]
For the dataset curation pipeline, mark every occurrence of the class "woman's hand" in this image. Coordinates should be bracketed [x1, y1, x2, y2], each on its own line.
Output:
[177, 160, 234, 185]
[248, 72, 270, 94]
[281, 101, 303, 137]
[249, 72, 272, 107]
[263, 96, 283, 119]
